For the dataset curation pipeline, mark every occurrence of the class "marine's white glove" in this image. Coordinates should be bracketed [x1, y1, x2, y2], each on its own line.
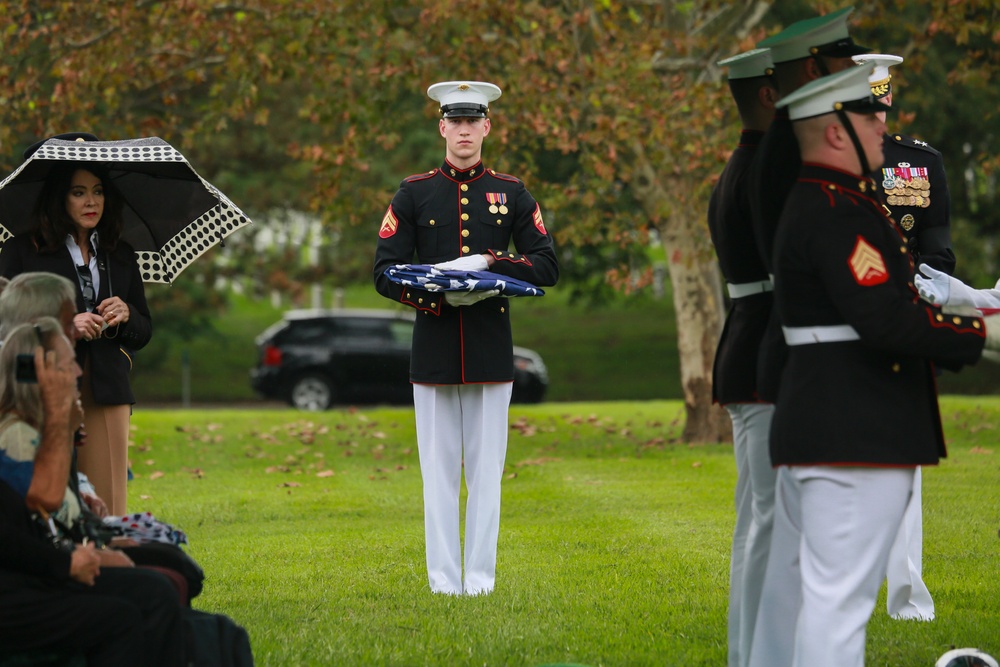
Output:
[914, 263, 952, 305]
[433, 254, 489, 272]
[915, 263, 977, 307]
[445, 289, 499, 307]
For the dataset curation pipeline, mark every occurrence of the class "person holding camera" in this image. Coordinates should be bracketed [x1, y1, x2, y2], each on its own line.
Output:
[0, 317, 183, 666]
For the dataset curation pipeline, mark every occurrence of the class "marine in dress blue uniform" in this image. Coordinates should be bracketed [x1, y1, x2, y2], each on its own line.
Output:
[373, 81, 557, 595]
[709, 47, 778, 667]
[856, 53, 956, 274]
[856, 52, 947, 622]
[746, 7, 870, 403]
[748, 65, 1000, 667]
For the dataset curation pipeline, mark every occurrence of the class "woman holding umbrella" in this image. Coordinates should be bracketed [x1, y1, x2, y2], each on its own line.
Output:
[0, 133, 152, 515]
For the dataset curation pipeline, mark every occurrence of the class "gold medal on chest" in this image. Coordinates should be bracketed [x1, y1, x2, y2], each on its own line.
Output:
[486, 192, 508, 216]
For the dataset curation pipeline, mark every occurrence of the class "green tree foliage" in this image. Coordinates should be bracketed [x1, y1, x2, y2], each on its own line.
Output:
[2, 1, 996, 282]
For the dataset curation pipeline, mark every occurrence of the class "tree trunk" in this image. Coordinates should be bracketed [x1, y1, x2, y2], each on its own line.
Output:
[632, 147, 732, 443]
[661, 241, 733, 443]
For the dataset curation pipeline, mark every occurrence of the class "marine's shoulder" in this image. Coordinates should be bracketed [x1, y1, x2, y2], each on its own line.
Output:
[401, 169, 439, 185]
[485, 168, 524, 185]
[885, 132, 942, 158]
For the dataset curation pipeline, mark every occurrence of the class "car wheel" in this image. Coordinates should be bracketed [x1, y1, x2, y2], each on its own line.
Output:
[289, 374, 335, 411]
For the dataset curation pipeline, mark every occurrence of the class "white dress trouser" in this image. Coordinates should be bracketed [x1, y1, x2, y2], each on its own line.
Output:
[885, 467, 934, 620]
[413, 382, 512, 595]
[725, 403, 776, 667]
[748, 465, 914, 667]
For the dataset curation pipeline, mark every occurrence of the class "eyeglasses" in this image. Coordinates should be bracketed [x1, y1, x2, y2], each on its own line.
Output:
[76, 264, 96, 311]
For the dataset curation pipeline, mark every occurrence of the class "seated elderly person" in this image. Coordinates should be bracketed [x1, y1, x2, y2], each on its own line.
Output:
[0, 318, 186, 667]
[0, 316, 137, 664]
[0, 274, 199, 591]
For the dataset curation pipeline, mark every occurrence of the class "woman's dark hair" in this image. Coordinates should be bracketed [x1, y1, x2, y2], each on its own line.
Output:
[31, 162, 125, 253]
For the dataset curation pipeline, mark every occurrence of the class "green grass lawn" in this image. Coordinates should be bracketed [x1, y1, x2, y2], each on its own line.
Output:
[126, 397, 1000, 666]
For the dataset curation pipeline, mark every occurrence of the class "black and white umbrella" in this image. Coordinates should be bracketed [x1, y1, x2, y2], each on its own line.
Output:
[0, 136, 252, 284]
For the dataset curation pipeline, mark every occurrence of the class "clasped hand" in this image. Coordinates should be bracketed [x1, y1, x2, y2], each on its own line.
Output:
[433, 254, 489, 272]
[445, 289, 499, 307]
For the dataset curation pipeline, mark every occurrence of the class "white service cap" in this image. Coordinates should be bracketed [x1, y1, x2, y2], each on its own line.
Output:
[427, 81, 502, 118]
[852, 53, 903, 98]
[776, 63, 889, 120]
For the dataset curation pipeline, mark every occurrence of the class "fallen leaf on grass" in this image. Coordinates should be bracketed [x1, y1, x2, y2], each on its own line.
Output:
[149, 471, 165, 480]
[692, 461, 702, 468]
[279, 482, 302, 488]
[515, 457, 562, 467]
[139, 495, 151, 500]
[316, 470, 335, 478]
[183, 468, 205, 478]
[265, 466, 290, 474]
[506, 473, 517, 480]
[969, 447, 993, 455]
[144, 459, 155, 465]
[511, 417, 537, 436]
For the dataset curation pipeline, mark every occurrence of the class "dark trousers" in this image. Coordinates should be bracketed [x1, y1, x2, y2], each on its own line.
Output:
[0, 566, 185, 667]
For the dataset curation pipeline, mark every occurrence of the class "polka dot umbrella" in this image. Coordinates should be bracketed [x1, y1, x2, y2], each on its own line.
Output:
[0, 136, 252, 284]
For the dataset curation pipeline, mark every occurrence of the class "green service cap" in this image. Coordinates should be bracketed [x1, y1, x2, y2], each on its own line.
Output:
[717, 48, 774, 80]
[758, 6, 869, 64]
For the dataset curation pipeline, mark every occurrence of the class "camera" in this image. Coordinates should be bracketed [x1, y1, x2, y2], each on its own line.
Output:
[15, 354, 37, 383]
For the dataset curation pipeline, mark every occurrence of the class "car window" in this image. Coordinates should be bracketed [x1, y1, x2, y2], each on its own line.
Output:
[282, 320, 335, 345]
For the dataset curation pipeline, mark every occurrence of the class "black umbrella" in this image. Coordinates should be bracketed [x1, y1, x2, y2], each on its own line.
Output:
[0, 136, 252, 284]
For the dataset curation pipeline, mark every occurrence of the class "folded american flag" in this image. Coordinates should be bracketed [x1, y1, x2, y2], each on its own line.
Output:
[384, 264, 545, 297]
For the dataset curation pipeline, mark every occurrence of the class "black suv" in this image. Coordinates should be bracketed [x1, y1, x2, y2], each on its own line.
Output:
[250, 309, 549, 410]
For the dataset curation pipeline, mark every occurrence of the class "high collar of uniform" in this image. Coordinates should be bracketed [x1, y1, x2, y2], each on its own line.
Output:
[800, 162, 877, 196]
[441, 159, 484, 182]
[738, 129, 765, 147]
